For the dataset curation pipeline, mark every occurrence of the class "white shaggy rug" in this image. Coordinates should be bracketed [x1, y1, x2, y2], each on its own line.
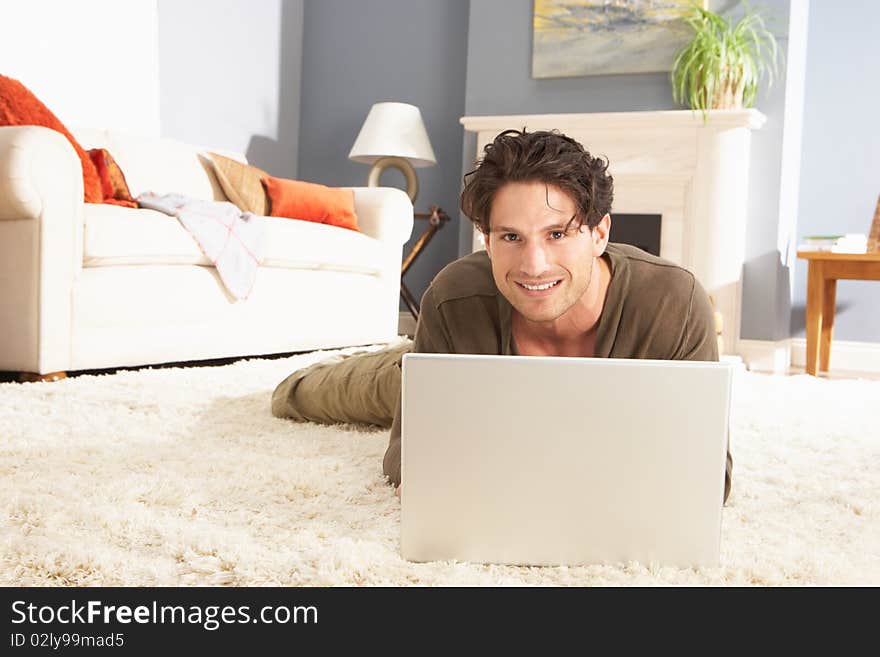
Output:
[2, 342, 878, 586]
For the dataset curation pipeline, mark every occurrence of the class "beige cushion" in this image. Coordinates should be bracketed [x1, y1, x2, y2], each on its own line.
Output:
[208, 152, 269, 216]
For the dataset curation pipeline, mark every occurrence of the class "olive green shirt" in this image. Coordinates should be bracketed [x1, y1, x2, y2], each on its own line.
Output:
[383, 243, 732, 500]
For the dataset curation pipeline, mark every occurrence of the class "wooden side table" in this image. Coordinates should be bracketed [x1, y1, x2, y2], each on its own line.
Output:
[797, 250, 880, 375]
[400, 205, 450, 319]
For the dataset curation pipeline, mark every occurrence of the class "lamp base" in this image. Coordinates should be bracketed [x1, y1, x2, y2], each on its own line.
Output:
[367, 156, 419, 203]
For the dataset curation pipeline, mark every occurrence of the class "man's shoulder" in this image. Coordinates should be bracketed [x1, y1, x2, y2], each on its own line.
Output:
[603, 243, 716, 360]
[426, 250, 498, 306]
[607, 242, 697, 291]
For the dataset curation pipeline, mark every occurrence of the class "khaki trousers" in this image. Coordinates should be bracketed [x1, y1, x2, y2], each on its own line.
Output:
[271, 341, 411, 427]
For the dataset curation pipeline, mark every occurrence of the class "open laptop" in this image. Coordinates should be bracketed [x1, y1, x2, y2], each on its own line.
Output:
[400, 353, 733, 568]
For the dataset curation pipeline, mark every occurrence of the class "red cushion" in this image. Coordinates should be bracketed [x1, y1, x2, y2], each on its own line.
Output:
[88, 148, 137, 208]
[262, 176, 359, 232]
[0, 74, 102, 203]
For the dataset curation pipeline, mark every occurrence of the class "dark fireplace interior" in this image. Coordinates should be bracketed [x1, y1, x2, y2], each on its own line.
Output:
[609, 214, 662, 257]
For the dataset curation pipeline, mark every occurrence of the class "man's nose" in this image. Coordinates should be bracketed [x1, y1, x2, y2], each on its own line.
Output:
[519, 241, 550, 277]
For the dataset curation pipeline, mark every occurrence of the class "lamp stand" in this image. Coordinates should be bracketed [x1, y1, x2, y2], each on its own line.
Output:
[367, 156, 419, 203]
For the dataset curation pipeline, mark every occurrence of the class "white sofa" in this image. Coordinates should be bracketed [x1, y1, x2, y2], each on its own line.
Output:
[0, 125, 413, 376]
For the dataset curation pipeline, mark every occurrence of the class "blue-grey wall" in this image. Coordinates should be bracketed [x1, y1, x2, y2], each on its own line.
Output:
[297, 0, 469, 311]
[158, 0, 304, 179]
[462, 0, 797, 343]
[791, 0, 880, 342]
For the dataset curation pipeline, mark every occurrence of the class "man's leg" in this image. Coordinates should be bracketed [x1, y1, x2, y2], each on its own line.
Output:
[271, 341, 411, 428]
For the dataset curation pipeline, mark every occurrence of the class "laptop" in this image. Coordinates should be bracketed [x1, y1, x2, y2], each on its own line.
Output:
[400, 353, 733, 568]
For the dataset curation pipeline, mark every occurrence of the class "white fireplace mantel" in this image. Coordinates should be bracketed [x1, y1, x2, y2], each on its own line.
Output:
[460, 109, 766, 355]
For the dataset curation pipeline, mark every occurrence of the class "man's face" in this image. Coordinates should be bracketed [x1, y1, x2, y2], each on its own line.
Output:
[483, 181, 608, 324]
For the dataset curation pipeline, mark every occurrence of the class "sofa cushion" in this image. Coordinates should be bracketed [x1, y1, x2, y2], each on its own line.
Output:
[207, 152, 269, 216]
[75, 129, 228, 202]
[263, 176, 359, 232]
[83, 205, 388, 275]
[88, 148, 137, 207]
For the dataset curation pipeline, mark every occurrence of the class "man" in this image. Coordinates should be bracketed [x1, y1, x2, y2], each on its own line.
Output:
[272, 129, 732, 503]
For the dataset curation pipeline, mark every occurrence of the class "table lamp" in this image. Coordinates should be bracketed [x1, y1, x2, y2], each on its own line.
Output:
[348, 102, 436, 204]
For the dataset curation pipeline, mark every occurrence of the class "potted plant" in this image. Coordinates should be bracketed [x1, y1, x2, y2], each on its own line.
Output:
[671, 2, 781, 113]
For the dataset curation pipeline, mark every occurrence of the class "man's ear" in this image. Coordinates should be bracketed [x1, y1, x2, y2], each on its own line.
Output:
[482, 230, 492, 258]
[592, 213, 611, 256]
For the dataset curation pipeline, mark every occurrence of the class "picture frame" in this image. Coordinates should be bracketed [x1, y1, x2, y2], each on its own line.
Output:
[532, 0, 711, 79]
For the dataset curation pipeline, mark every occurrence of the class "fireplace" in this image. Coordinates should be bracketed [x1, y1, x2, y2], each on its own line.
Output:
[609, 213, 662, 257]
[461, 110, 766, 354]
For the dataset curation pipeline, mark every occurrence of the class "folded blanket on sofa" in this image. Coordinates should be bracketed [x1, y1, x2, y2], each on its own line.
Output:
[137, 192, 264, 300]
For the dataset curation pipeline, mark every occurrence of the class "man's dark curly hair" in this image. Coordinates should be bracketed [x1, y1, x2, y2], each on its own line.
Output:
[460, 129, 614, 234]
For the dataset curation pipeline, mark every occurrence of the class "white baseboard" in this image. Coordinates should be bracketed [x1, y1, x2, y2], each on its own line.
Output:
[398, 311, 416, 338]
[737, 338, 880, 375]
[789, 338, 880, 373]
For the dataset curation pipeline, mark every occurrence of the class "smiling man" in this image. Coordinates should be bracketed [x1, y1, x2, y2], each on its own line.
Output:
[484, 180, 610, 357]
[272, 129, 732, 503]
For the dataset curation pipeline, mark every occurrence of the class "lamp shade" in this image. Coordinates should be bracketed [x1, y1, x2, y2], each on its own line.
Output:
[348, 102, 437, 168]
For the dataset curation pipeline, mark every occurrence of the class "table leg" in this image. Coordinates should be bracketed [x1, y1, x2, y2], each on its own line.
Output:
[819, 277, 837, 372]
[805, 261, 824, 376]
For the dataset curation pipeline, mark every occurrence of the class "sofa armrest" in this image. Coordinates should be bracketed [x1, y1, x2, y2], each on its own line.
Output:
[0, 125, 84, 221]
[0, 125, 85, 373]
[350, 186, 414, 245]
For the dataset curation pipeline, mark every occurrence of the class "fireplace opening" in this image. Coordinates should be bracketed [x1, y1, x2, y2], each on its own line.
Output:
[608, 214, 662, 257]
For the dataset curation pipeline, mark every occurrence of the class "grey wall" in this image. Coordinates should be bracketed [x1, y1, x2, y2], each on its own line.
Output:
[158, 0, 304, 178]
[462, 0, 798, 343]
[297, 0, 469, 311]
[791, 0, 880, 342]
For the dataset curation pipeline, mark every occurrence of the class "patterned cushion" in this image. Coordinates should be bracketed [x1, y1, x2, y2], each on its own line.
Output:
[88, 148, 137, 208]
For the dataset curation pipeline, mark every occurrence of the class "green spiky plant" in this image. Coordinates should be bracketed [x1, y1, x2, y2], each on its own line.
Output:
[671, 2, 781, 115]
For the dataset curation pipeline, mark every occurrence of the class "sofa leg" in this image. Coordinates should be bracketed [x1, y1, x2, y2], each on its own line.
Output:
[18, 371, 67, 383]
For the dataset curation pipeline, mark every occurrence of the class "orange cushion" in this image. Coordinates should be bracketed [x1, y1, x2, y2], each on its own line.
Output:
[262, 176, 358, 232]
[0, 74, 103, 203]
[88, 148, 137, 208]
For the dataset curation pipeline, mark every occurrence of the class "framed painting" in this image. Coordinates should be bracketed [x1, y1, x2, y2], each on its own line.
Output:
[532, 0, 711, 78]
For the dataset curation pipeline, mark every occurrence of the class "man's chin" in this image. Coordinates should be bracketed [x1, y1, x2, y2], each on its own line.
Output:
[511, 301, 565, 324]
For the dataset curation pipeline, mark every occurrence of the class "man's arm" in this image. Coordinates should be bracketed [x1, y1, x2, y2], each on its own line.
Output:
[383, 285, 454, 487]
[677, 276, 719, 362]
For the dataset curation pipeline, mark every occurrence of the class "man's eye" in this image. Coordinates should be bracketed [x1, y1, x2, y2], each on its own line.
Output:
[550, 230, 565, 240]
[501, 234, 519, 242]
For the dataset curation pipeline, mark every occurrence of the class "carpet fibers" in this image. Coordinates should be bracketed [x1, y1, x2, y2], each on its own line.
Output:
[1, 344, 878, 586]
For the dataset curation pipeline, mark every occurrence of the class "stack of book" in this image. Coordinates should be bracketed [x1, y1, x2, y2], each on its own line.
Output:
[798, 233, 868, 253]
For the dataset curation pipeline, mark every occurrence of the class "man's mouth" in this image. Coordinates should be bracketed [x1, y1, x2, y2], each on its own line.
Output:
[516, 279, 562, 291]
